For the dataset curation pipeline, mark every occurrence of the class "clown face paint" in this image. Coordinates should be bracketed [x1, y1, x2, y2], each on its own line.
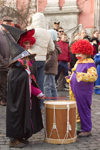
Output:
[76, 53, 87, 60]
[23, 41, 31, 50]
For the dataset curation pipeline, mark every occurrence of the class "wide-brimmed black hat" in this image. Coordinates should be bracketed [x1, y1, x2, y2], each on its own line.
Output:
[1, 24, 35, 43]
[1, 24, 26, 42]
[4, 31, 36, 67]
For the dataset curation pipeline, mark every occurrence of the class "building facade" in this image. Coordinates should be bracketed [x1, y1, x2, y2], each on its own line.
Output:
[37, 0, 95, 34]
[35, 0, 98, 40]
[1, 0, 100, 37]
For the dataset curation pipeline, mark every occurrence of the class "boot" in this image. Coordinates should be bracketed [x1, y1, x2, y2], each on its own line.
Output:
[18, 137, 29, 144]
[9, 138, 26, 148]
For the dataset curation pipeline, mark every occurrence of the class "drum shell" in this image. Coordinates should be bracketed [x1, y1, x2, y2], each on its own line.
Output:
[44, 100, 77, 144]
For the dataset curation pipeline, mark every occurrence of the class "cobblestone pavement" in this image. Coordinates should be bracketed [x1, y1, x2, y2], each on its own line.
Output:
[0, 91, 100, 150]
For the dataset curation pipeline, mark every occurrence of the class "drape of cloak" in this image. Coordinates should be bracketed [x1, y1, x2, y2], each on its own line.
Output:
[29, 58, 38, 82]
[6, 66, 43, 139]
[71, 62, 96, 132]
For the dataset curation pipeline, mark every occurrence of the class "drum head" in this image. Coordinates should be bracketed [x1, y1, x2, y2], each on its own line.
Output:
[44, 100, 76, 109]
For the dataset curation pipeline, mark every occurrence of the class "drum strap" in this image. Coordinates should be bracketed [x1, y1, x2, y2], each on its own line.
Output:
[44, 104, 47, 138]
[62, 105, 76, 144]
[50, 105, 61, 143]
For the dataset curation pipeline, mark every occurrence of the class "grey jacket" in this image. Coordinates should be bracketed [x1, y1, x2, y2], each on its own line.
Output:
[44, 41, 61, 75]
[0, 28, 10, 71]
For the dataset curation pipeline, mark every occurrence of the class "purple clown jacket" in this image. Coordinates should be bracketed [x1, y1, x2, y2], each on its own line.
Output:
[67, 58, 97, 132]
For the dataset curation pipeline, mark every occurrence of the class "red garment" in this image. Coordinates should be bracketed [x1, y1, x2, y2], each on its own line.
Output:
[92, 45, 97, 57]
[57, 40, 71, 62]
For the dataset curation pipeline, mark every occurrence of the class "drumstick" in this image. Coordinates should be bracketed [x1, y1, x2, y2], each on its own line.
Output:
[44, 96, 68, 100]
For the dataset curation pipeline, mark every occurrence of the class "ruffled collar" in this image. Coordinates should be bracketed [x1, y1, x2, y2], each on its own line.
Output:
[76, 58, 94, 64]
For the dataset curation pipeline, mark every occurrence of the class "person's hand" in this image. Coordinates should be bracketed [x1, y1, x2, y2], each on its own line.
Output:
[37, 93, 45, 99]
[68, 62, 70, 70]
[68, 71, 71, 75]
[25, 58, 30, 70]
[56, 37, 60, 42]
[40, 95, 45, 99]
[65, 76, 68, 80]
[38, 95, 45, 100]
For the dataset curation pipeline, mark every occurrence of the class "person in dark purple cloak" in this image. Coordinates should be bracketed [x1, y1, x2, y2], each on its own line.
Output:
[66, 39, 97, 137]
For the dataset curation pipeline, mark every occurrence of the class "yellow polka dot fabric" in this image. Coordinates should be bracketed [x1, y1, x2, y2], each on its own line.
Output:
[68, 82, 80, 123]
[76, 67, 97, 82]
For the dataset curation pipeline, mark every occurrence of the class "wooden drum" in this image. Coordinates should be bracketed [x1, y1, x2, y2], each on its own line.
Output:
[44, 100, 77, 144]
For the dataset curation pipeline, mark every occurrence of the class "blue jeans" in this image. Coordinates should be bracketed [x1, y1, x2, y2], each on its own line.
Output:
[55, 61, 68, 81]
[36, 61, 45, 109]
[44, 74, 58, 101]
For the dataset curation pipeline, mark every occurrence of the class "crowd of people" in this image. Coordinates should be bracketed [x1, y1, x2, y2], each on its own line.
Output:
[0, 13, 100, 148]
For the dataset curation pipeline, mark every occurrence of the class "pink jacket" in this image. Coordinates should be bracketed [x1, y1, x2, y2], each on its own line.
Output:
[31, 84, 44, 98]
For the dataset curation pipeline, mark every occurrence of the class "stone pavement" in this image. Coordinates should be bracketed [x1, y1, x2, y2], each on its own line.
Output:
[0, 91, 100, 150]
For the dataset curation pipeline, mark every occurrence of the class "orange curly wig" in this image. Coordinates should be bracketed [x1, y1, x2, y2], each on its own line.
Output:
[71, 39, 93, 55]
[18, 29, 36, 48]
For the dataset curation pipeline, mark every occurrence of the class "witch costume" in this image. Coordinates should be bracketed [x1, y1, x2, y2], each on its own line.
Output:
[67, 40, 97, 134]
[4, 31, 43, 141]
[1, 24, 38, 82]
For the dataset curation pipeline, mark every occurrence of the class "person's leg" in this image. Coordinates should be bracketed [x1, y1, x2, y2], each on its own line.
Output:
[44, 74, 52, 101]
[76, 94, 92, 137]
[36, 61, 45, 92]
[55, 61, 63, 81]
[61, 62, 68, 87]
[62, 62, 68, 77]
[51, 75, 58, 99]
[36, 61, 45, 109]
[57, 72, 65, 90]
[0, 71, 7, 105]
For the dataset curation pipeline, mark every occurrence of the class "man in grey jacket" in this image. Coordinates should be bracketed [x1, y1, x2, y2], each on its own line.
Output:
[0, 16, 13, 106]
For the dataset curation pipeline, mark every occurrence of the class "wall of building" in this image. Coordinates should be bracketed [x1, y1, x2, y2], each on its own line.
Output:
[17, 0, 26, 10]
[38, 0, 47, 12]
[38, 0, 94, 30]
[59, 0, 65, 9]
[77, 0, 94, 29]
[8, 0, 95, 34]
[38, 0, 66, 11]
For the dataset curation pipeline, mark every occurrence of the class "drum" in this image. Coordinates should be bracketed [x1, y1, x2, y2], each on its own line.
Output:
[44, 100, 77, 144]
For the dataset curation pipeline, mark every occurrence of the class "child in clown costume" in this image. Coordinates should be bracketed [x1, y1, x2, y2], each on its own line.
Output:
[66, 39, 97, 137]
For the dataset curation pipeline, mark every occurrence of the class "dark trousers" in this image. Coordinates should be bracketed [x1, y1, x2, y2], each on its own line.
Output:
[36, 61, 45, 110]
[55, 61, 68, 81]
[57, 72, 65, 90]
[0, 71, 7, 102]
